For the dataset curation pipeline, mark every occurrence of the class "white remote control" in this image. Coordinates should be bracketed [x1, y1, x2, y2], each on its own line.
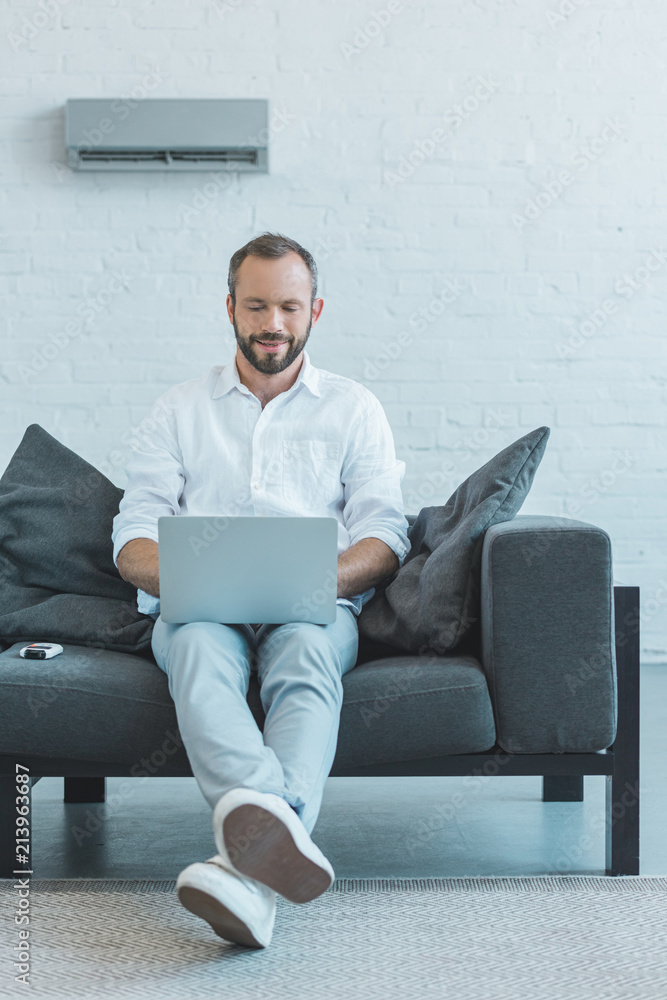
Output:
[19, 643, 64, 660]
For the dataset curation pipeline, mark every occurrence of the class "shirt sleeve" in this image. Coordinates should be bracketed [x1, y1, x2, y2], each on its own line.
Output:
[341, 394, 411, 567]
[111, 391, 185, 567]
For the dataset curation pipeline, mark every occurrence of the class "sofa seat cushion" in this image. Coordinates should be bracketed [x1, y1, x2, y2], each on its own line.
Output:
[331, 653, 496, 769]
[0, 643, 193, 771]
[0, 643, 496, 770]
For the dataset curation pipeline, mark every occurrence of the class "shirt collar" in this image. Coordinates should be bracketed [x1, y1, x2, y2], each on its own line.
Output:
[212, 348, 321, 400]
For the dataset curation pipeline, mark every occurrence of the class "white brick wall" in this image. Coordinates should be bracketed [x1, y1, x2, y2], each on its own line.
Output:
[1, 0, 665, 659]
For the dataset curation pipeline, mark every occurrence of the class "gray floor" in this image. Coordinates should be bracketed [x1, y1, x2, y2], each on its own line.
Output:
[29, 663, 666, 880]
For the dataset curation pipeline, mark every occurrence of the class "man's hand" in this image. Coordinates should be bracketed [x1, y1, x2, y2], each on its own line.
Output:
[337, 537, 399, 599]
[116, 538, 160, 598]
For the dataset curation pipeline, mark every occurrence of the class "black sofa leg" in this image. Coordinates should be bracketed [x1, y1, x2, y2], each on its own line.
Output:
[1, 773, 32, 880]
[606, 586, 640, 876]
[542, 776, 584, 801]
[64, 777, 106, 803]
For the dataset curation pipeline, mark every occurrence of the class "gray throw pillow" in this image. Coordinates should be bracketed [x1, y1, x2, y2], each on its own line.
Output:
[0, 424, 155, 656]
[357, 426, 550, 655]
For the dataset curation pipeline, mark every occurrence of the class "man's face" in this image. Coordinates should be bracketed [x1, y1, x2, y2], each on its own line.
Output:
[226, 252, 322, 376]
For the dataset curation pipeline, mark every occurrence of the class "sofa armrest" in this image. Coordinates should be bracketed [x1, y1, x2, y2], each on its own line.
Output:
[480, 514, 617, 753]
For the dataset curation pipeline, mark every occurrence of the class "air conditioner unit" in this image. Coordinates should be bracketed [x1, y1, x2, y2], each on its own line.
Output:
[65, 98, 269, 172]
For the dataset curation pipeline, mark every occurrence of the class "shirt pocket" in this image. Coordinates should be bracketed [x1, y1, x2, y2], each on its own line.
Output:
[282, 440, 341, 508]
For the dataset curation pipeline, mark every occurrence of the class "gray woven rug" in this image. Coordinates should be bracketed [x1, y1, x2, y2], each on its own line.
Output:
[2, 876, 667, 1000]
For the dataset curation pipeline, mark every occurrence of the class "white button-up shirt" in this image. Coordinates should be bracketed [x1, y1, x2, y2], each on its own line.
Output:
[111, 349, 411, 618]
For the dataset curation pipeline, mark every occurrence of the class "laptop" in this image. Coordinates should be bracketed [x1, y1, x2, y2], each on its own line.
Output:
[157, 515, 339, 625]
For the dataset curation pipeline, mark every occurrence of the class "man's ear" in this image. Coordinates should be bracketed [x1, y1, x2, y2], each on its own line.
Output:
[225, 293, 235, 325]
[311, 297, 324, 325]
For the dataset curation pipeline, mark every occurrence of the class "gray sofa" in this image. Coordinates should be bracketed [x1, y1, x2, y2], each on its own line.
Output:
[0, 514, 640, 879]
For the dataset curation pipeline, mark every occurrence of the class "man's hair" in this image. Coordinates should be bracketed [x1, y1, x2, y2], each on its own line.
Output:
[227, 231, 318, 306]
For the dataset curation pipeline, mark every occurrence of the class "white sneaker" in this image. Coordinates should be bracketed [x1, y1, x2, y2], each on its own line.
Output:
[176, 855, 276, 948]
[212, 787, 335, 905]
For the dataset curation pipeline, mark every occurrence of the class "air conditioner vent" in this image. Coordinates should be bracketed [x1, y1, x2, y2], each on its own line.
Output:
[77, 149, 258, 165]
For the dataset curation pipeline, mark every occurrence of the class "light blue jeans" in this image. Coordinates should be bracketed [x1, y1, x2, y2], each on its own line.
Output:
[150, 605, 359, 836]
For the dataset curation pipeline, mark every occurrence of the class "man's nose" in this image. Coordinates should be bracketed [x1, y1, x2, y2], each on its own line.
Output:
[261, 307, 285, 331]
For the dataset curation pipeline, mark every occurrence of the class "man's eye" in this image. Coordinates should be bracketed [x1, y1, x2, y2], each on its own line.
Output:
[283, 306, 298, 312]
[248, 306, 263, 311]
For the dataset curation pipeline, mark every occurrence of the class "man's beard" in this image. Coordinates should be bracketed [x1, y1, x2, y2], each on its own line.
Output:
[232, 312, 312, 375]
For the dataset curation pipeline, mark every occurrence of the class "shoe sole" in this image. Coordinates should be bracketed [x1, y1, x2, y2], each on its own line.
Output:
[222, 804, 332, 904]
[177, 884, 266, 948]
